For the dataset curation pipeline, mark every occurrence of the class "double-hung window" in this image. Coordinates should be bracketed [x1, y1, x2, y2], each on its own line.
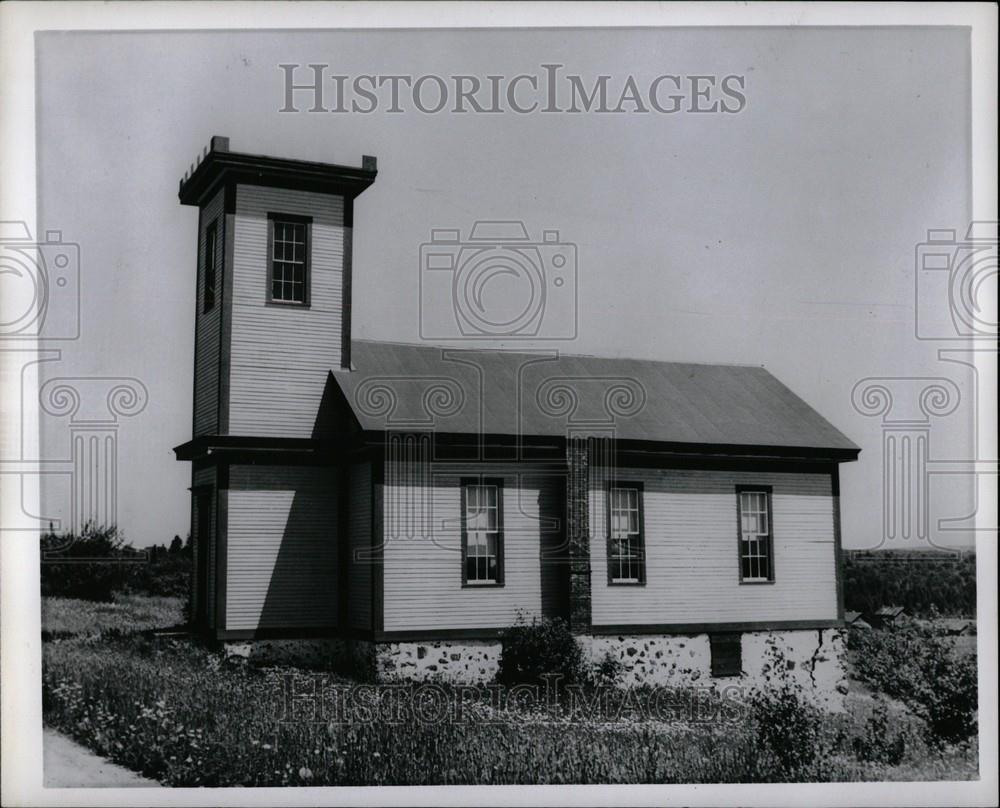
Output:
[461, 479, 504, 586]
[203, 220, 218, 313]
[267, 213, 311, 305]
[737, 486, 774, 582]
[607, 483, 645, 584]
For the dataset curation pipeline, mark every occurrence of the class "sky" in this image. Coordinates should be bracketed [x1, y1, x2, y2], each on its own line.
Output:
[30, 26, 979, 549]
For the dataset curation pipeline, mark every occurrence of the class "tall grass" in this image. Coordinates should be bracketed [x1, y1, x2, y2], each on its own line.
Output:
[42, 629, 978, 786]
[41, 595, 184, 640]
[41, 633, 789, 785]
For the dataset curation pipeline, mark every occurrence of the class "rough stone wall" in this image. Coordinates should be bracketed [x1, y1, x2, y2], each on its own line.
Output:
[375, 640, 502, 683]
[225, 638, 346, 666]
[224, 637, 375, 678]
[741, 629, 848, 710]
[580, 628, 847, 710]
[222, 628, 847, 710]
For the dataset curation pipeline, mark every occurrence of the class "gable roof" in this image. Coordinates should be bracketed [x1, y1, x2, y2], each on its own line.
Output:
[331, 341, 859, 457]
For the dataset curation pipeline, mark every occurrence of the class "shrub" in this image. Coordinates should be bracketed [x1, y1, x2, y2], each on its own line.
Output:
[748, 683, 824, 775]
[123, 553, 192, 598]
[907, 648, 978, 744]
[497, 614, 584, 686]
[587, 651, 624, 689]
[853, 699, 907, 765]
[40, 524, 191, 602]
[40, 524, 131, 602]
[746, 642, 825, 776]
[848, 618, 978, 744]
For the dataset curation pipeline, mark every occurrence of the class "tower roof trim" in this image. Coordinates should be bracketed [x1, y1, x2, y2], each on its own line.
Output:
[178, 137, 377, 206]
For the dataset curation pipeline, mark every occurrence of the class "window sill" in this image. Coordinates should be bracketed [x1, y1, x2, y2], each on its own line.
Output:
[462, 582, 505, 589]
[739, 579, 775, 585]
[265, 300, 311, 309]
[608, 580, 646, 587]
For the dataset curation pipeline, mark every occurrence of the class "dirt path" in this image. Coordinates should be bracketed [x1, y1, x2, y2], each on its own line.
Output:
[43, 728, 161, 788]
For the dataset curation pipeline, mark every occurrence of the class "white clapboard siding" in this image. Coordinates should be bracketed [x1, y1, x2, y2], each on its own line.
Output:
[348, 461, 372, 630]
[193, 188, 225, 436]
[225, 465, 338, 630]
[382, 463, 560, 631]
[192, 465, 216, 627]
[228, 185, 346, 437]
[590, 468, 838, 626]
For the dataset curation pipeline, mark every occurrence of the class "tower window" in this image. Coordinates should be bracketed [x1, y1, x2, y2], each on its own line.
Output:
[203, 220, 218, 312]
[267, 213, 311, 305]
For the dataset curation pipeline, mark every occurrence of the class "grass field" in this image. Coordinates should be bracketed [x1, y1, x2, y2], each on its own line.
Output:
[41, 595, 979, 787]
[41, 594, 184, 639]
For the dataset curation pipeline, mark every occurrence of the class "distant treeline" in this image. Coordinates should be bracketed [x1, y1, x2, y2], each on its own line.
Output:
[843, 548, 976, 617]
[41, 524, 191, 602]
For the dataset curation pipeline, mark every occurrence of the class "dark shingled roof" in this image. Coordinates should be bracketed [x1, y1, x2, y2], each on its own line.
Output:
[331, 341, 859, 456]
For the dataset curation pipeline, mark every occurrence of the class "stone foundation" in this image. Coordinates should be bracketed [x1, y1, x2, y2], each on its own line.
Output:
[222, 628, 847, 710]
[222, 637, 502, 684]
[375, 640, 502, 683]
[580, 628, 847, 710]
[224, 637, 376, 679]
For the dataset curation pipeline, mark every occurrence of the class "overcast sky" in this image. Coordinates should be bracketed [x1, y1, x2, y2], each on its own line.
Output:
[34, 26, 975, 549]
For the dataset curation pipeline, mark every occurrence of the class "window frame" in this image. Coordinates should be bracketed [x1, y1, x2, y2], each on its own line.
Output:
[266, 212, 312, 308]
[203, 219, 218, 313]
[735, 485, 775, 584]
[460, 477, 505, 588]
[606, 481, 646, 586]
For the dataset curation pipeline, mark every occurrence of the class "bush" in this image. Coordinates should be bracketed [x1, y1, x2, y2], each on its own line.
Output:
[587, 651, 624, 689]
[853, 699, 907, 765]
[40, 524, 191, 602]
[497, 614, 584, 686]
[848, 619, 978, 744]
[123, 553, 192, 598]
[907, 648, 978, 744]
[40, 524, 131, 601]
[747, 644, 824, 776]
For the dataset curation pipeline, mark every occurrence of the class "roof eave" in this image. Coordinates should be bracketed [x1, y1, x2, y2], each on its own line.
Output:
[353, 431, 861, 463]
[178, 150, 377, 207]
